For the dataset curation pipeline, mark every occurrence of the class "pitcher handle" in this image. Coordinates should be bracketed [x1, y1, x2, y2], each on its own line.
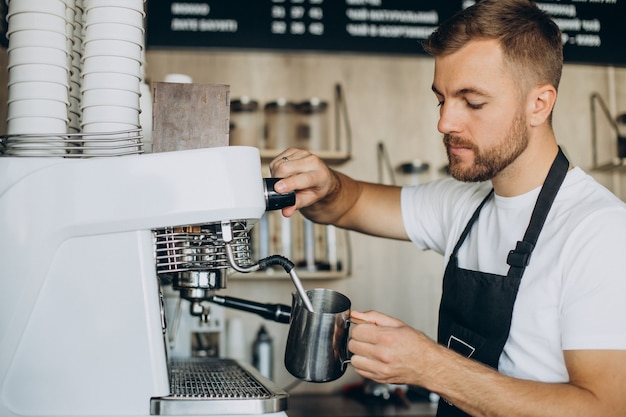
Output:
[342, 316, 371, 370]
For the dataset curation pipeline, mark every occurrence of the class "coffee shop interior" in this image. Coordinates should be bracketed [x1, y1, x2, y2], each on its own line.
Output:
[1, 1, 625, 417]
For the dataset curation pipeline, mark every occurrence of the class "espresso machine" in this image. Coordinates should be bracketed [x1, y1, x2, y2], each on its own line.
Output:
[0, 84, 295, 416]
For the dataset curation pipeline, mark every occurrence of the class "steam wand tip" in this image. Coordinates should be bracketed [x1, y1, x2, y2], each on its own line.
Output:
[257, 255, 315, 313]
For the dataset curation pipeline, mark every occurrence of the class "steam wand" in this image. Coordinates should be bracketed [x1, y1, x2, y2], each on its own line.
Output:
[221, 220, 315, 312]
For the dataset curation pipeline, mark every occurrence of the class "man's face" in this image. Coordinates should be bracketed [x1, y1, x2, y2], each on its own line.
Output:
[432, 39, 529, 182]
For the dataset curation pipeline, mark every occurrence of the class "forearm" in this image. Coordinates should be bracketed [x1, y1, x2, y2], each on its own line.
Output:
[349, 314, 624, 417]
[270, 149, 407, 239]
[300, 169, 360, 225]
[302, 171, 408, 239]
[425, 345, 616, 417]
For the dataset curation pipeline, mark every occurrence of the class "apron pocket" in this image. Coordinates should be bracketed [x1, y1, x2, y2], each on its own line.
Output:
[446, 323, 487, 359]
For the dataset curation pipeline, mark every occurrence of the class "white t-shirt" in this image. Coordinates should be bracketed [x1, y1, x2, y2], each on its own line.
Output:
[401, 167, 626, 382]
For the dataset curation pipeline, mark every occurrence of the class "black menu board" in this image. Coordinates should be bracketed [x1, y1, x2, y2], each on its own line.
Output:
[146, 0, 458, 56]
[0, 1, 623, 66]
[145, 0, 626, 66]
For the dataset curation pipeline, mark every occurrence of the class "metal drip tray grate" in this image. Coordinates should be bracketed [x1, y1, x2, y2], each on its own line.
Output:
[170, 358, 273, 398]
[151, 358, 288, 415]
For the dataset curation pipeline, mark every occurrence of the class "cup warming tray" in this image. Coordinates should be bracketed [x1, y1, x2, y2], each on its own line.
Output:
[150, 358, 288, 415]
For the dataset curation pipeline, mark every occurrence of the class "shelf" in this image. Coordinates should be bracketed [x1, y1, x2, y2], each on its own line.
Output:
[260, 149, 351, 165]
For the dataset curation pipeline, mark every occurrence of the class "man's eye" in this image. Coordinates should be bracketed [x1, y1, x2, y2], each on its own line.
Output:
[467, 102, 485, 110]
[437, 100, 444, 108]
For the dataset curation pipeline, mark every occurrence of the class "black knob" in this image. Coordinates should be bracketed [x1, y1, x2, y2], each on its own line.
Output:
[264, 178, 296, 211]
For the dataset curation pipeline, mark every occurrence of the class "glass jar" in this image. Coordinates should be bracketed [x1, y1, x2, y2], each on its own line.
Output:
[264, 99, 297, 150]
[295, 98, 329, 151]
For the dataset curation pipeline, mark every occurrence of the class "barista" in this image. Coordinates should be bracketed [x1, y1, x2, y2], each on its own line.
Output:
[269, 1, 626, 416]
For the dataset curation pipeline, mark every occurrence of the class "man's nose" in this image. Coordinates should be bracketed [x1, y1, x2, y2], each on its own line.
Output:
[437, 102, 462, 135]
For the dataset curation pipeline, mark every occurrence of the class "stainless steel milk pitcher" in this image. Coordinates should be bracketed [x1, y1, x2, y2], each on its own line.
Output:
[284, 288, 352, 382]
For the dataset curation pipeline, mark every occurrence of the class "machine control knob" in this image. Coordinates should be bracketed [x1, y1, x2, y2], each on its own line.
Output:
[264, 178, 296, 211]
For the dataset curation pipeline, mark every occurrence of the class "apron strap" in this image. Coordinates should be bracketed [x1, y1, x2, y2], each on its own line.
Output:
[450, 188, 495, 259]
[506, 147, 569, 278]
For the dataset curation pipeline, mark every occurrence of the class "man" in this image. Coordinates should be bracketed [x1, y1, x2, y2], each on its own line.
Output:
[269, 0, 626, 416]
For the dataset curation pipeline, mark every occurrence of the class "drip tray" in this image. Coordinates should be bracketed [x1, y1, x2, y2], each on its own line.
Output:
[151, 358, 288, 415]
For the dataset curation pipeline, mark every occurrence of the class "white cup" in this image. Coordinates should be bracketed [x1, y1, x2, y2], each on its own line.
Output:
[8, 99, 69, 120]
[7, 29, 67, 49]
[8, 46, 69, 68]
[84, 22, 144, 44]
[81, 105, 140, 125]
[84, 0, 145, 13]
[81, 72, 141, 93]
[6, 0, 66, 17]
[6, 12, 67, 35]
[83, 39, 143, 61]
[164, 73, 193, 83]
[81, 122, 140, 134]
[82, 55, 142, 77]
[7, 116, 68, 135]
[83, 6, 144, 27]
[8, 63, 69, 84]
[8, 81, 69, 103]
[81, 89, 140, 109]
[4, 142, 68, 157]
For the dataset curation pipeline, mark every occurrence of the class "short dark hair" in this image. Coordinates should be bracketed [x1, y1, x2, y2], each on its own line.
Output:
[423, 0, 563, 92]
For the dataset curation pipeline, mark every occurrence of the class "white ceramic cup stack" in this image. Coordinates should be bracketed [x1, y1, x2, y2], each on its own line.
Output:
[5, 0, 71, 155]
[65, 0, 82, 134]
[80, 0, 145, 155]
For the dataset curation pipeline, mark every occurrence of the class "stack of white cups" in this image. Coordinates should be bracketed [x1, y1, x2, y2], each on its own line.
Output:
[66, 0, 83, 135]
[81, 0, 145, 155]
[5, 0, 71, 155]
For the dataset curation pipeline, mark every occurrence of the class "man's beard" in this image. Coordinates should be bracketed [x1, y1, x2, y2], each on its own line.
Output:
[444, 113, 529, 182]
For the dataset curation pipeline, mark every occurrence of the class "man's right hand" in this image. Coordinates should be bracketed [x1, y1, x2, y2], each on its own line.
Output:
[269, 148, 342, 220]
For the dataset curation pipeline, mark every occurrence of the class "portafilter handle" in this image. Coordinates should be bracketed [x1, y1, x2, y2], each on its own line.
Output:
[264, 178, 296, 211]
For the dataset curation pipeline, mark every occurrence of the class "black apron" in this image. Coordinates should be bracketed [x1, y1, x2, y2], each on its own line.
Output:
[435, 148, 569, 417]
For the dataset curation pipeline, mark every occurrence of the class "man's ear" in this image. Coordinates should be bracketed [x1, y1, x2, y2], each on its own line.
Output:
[527, 84, 557, 127]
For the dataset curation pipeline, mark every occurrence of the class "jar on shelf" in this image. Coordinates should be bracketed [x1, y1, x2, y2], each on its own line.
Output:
[295, 98, 329, 151]
[264, 98, 297, 150]
[230, 97, 262, 147]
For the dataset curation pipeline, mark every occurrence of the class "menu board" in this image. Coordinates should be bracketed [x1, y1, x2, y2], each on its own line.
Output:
[0, 1, 623, 66]
[146, 0, 459, 56]
[144, 0, 626, 66]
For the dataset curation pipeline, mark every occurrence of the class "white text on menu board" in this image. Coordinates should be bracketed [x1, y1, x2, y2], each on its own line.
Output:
[538, 2, 612, 48]
[344, 0, 440, 40]
[271, 0, 325, 36]
[170, 3, 238, 33]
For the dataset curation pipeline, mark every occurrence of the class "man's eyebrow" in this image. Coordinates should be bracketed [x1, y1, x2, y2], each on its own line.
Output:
[431, 85, 492, 99]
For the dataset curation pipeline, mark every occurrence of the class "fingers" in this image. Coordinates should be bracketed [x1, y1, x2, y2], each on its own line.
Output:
[348, 322, 426, 386]
[270, 149, 310, 193]
[351, 310, 405, 328]
[268, 148, 335, 215]
[269, 148, 311, 178]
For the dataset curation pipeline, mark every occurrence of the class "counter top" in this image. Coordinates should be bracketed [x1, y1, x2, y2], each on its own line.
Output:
[286, 393, 438, 417]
